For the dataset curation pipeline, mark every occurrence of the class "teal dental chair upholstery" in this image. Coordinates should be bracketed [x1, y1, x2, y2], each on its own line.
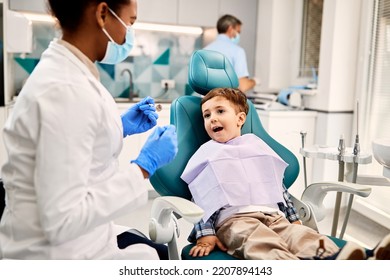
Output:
[149, 50, 371, 260]
[149, 49, 300, 260]
[150, 50, 299, 201]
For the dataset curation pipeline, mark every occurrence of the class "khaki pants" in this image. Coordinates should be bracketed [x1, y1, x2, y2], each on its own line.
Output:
[216, 212, 339, 260]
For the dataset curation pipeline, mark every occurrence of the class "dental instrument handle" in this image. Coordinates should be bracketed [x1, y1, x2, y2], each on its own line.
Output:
[353, 100, 360, 157]
[343, 135, 359, 238]
[332, 134, 346, 237]
[337, 134, 345, 182]
[331, 193, 342, 237]
[338, 134, 345, 156]
[339, 194, 354, 239]
[353, 100, 360, 181]
[353, 135, 360, 157]
[300, 131, 307, 148]
[352, 134, 360, 182]
[339, 100, 360, 238]
[300, 131, 308, 189]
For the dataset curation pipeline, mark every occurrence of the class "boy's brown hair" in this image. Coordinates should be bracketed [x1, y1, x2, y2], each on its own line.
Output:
[201, 88, 249, 115]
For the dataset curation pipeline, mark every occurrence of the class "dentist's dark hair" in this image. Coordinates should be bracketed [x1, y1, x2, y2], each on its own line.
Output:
[47, 0, 131, 31]
[216, 14, 242, 34]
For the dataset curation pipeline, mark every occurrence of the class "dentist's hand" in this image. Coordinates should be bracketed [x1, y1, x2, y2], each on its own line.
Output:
[121, 96, 158, 137]
[132, 125, 178, 177]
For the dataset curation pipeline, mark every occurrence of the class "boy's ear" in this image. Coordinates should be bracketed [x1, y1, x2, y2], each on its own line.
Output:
[237, 112, 246, 127]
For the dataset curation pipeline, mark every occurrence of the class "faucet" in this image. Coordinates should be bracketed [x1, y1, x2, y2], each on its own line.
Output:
[120, 69, 137, 100]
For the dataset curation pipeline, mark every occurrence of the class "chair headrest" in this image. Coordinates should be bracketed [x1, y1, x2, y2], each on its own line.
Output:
[188, 50, 239, 95]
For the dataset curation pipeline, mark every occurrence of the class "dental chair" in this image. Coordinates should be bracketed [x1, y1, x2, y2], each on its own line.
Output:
[148, 49, 372, 260]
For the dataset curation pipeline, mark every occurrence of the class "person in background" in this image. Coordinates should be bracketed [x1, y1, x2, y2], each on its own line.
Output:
[181, 87, 390, 260]
[204, 15, 260, 93]
[0, 0, 178, 260]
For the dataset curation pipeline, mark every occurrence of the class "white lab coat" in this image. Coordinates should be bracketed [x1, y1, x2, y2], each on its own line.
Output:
[0, 40, 157, 259]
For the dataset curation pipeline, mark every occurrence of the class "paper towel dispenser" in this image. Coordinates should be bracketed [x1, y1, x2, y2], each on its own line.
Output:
[6, 10, 33, 53]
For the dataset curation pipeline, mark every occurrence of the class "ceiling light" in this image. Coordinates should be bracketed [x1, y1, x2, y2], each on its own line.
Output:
[22, 12, 55, 24]
[20, 12, 203, 35]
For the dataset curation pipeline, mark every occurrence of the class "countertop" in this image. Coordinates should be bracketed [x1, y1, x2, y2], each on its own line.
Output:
[114, 97, 172, 104]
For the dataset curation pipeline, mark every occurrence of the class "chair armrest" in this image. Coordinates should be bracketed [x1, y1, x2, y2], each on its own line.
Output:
[344, 162, 390, 186]
[301, 181, 372, 222]
[290, 194, 319, 232]
[346, 174, 390, 186]
[149, 196, 204, 244]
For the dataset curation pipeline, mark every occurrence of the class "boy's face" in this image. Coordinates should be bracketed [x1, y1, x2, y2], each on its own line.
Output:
[201, 96, 246, 143]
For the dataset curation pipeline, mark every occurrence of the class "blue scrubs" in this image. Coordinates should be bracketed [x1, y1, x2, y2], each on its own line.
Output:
[204, 34, 249, 79]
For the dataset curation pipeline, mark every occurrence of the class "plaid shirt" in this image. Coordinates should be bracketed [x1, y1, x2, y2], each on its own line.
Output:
[188, 184, 300, 242]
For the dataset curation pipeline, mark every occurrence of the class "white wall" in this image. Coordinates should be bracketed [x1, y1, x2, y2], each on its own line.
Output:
[256, 0, 361, 111]
[308, 0, 362, 112]
[255, 0, 301, 91]
[255, 0, 390, 233]
[309, 0, 362, 185]
[256, 0, 363, 179]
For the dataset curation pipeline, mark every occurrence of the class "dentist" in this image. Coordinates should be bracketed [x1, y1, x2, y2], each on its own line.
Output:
[204, 15, 259, 93]
[0, 0, 177, 259]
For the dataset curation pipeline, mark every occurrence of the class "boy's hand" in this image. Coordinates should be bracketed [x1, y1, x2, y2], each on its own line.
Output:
[292, 220, 302, 225]
[189, 235, 227, 257]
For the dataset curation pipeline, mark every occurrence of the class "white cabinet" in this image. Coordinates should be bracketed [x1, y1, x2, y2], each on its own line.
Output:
[138, 0, 258, 33]
[257, 110, 317, 198]
[177, 0, 219, 27]
[219, 0, 258, 24]
[138, 0, 219, 26]
[117, 103, 171, 191]
[9, 0, 47, 13]
[138, 0, 258, 74]
[137, 0, 178, 24]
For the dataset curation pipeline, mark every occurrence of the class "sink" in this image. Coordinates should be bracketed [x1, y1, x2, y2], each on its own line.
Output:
[372, 138, 390, 178]
[114, 97, 133, 103]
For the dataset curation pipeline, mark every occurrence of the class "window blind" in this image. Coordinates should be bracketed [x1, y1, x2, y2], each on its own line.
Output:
[353, 0, 390, 221]
[364, 0, 390, 157]
[299, 0, 323, 78]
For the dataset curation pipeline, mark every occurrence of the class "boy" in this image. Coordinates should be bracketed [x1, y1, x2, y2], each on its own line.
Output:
[181, 88, 389, 260]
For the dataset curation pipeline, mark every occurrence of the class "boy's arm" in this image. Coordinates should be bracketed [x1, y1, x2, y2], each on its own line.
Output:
[278, 184, 301, 223]
[188, 210, 227, 257]
[187, 210, 219, 242]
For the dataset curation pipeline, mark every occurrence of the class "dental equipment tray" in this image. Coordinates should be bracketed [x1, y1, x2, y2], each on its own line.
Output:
[300, 145, 372, 164]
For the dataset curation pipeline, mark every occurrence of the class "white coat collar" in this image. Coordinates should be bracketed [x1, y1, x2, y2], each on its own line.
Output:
[47, 38, 123, 136]
[57, 39, 100, 80]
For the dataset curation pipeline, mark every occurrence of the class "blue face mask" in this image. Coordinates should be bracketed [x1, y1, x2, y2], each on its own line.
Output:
[231, 32, 240, 45]
[100, 8, 135, 64]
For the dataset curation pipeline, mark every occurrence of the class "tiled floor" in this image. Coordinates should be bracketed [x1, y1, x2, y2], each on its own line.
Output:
[114, 193, 390, 255]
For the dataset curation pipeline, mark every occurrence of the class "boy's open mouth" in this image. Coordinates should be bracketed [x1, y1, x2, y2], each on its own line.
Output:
[213, 126, 223, 132]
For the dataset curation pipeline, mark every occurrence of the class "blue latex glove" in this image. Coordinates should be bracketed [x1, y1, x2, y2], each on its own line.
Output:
[121, 96, 159, 137]
[132, 125, 178, 177]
